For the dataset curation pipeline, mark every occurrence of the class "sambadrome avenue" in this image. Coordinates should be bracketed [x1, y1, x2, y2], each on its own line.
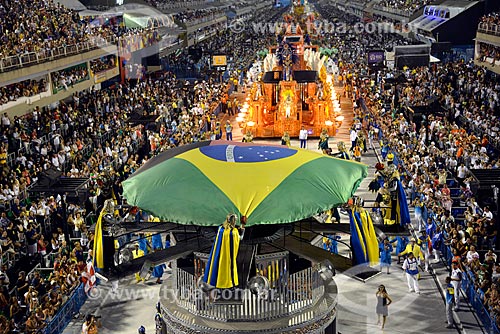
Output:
[2, 0, 500, 333]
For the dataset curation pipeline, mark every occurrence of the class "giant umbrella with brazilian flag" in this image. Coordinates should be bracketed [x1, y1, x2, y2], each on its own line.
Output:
[122, 140, 368, 227]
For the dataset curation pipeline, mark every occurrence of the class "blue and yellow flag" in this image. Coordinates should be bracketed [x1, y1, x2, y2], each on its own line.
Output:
[360, 210, 380, 265]
[203, 224, 240, 289]
[349, 210, 367, 265]
[396, 180, 411, 226]
[349, 208, 380, 265]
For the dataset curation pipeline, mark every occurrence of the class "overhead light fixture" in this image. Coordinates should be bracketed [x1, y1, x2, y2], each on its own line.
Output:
[247, 121, 255, 127]
[335, 115, 344, 122]
[236, 116, 244, 122]
[325, 120, 333, 126]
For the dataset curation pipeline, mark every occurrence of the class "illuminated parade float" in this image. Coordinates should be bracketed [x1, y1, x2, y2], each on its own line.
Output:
[238, 6, 344, 138]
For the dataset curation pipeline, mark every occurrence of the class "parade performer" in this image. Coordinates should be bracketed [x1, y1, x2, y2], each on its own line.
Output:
[281, 131, 291, 147]
[242, 131, 253, 143]
[369, 162, 385, 192]
[215, 122, 222, 140]
[390, 236, 409, 264]
[418, 231, 433, 272]
[335, 141, 350, 160]
[375, 158, 410, 226]
[379, 238, 393, 274]
[203, 214, 245, 289]
[318, 129, 329, 153]
[322, 234, 341, 254]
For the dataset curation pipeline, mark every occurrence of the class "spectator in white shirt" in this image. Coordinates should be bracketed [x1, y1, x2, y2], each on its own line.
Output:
[51, 154, 60, 169]
[466, 246, 480, 263]
[483, 206, 493, 220]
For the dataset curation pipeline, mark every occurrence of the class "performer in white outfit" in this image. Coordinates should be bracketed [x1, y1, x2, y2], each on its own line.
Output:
[450, 261, 463, 310]
[402, 252, 420, 294]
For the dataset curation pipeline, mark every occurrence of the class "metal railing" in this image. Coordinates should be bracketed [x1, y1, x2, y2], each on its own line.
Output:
[373, 5, 413, 18]
[461, 270, 500, 334]
[478, 23, 500, 37]
[184, 13, 227, 27]
[175, 266, 322, 321]
[0, 36, 116, 73]
[43, 283, 88, 334]
[156, 0, 215, 11]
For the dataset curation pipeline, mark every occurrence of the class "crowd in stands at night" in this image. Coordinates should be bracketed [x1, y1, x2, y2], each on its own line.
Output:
[2, 0, 500, 331]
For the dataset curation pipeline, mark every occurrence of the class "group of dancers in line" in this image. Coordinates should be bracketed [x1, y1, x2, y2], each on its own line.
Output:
[322, 232, 439, 272]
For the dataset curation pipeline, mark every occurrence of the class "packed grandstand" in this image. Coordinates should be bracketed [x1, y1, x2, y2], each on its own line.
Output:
[1, 0, 500, 333]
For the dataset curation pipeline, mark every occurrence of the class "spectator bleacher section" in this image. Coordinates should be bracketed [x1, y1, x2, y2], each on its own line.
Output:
[475, 12, 500, 74]
[0, 0, 283, 330]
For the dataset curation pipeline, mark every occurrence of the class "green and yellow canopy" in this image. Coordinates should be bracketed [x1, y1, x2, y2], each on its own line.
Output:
[122, 141, 367, 226]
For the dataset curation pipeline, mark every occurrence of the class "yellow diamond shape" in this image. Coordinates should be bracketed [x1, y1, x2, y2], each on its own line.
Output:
[176, 147, 322, 217]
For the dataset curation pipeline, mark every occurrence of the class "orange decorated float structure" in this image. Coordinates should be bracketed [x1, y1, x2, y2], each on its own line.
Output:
[238, 19, 344, 138]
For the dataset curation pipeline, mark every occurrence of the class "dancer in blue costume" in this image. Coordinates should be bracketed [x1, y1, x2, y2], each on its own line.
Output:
[379, 238, 393, 274]
[329, 234, 341, 254]
[138, 234, 149, 255]
[390, 236, 408, 264]
[152, 233, 163, 251]
[152, 235, 169, 284]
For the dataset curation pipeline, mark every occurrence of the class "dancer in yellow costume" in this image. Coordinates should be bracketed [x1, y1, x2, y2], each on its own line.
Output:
[203, 214, 244, 289]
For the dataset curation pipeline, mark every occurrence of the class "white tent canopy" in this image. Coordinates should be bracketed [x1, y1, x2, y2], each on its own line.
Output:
[79, 4, 176, 29]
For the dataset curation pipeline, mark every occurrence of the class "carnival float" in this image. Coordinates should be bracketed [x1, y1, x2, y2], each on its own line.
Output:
[239, 3, 344, 138]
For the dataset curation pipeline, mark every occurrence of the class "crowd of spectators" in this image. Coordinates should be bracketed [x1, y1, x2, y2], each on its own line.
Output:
[478, 43, 500, 66]
[117, 29, 161, 55]
[90, 56, 117, 74]
[375, 0, 431, 15]
[164, 5, 282, 82]
[0, 0, 165, 74]
[479, 12, 500, 33]
[50, 65, 89, 93]
[173, 7, 228, 25]
[0, 67, 235, 331]
[0, 2, 283, 333]
[332, 24, 500, 332]
[305, 3, 500, 328]
[0, 79, 48, 106]
[0, 0, 118, 62]
[316, 3, 420, 68]
[0, 224, 88, 333]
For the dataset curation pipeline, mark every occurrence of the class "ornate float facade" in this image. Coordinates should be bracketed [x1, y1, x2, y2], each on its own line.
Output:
[239, 16, 344, 138]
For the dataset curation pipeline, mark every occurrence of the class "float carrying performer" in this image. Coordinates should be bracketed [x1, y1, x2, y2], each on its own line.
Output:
[375, 155, 410, 226]
[203, 214, 245, 289]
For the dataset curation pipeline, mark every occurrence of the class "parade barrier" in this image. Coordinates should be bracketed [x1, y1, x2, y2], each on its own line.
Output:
[43, 283, 87, 334]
